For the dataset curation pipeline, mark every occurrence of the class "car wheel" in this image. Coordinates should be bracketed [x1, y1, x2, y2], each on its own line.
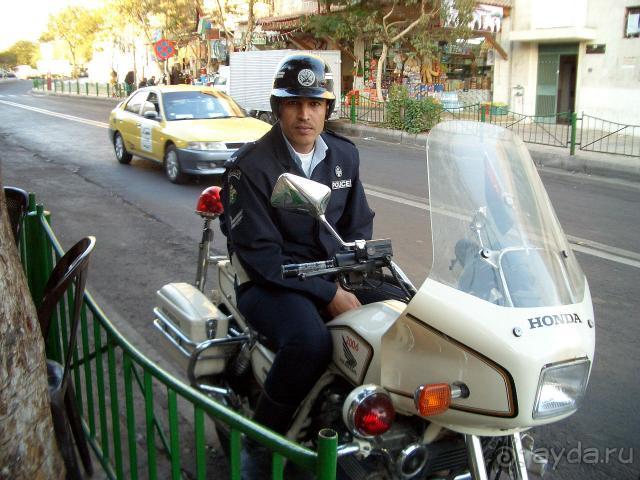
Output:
[114, 132, 132, 164]
[164, 145, 187, 184]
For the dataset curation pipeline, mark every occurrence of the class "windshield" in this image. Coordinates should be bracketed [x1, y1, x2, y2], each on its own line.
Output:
[162, 91, 244, 120]
[426, 121, 585, 307]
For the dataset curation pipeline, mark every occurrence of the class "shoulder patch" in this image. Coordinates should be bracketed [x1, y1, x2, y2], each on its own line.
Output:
[323, 129, 355, 146]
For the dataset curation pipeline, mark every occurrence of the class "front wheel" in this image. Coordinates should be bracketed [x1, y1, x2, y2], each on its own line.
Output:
[113, 132, 132, 164]
[164, 145, 187, 184]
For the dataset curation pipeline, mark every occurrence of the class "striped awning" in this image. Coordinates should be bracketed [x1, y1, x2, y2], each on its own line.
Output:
[256, 14, 303, 32]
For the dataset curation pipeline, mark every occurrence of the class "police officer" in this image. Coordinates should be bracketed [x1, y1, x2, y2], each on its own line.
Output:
[220, 54, 374, 476]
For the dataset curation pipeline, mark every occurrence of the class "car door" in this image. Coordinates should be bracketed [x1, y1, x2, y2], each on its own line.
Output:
[117, 91, 147, 154]
[138, 90, 164, 161]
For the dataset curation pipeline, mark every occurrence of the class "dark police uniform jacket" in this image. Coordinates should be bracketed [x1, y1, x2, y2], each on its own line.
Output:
[220, 123, 374, 306]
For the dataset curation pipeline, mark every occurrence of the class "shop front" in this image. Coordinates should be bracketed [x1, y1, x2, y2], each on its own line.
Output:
[353, 2, 508, 109]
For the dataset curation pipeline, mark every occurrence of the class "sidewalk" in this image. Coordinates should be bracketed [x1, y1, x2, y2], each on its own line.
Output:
[327, 119, 640, 183]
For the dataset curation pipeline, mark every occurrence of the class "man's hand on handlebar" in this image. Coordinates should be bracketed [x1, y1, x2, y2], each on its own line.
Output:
[326, 283, 361, 318]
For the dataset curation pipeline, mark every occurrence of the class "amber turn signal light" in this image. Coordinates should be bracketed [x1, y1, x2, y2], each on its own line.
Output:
[414, 383, 452, 417]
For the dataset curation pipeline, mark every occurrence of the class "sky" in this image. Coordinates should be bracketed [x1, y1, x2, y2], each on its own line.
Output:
[0, 0, 100, 51]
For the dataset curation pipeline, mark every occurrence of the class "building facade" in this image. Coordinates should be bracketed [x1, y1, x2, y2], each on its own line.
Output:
[494, 0, 640, 124]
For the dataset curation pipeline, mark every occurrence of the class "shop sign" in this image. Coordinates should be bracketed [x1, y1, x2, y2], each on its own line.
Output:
[471, 4, 503, 33]
[586, 44, 606, 54]
[251, 32, 267, 45]
[443, 1, 502, 32]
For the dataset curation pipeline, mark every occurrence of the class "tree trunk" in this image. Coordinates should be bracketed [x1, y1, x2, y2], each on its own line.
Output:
[376, 42, 388, 103]
[0, 180, 65, 479]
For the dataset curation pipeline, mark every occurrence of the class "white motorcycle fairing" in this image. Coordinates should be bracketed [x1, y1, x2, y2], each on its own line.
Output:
[380, 121, 595, 436]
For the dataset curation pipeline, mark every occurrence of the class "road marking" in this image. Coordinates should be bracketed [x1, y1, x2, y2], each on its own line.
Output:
[364, 183, 640, 269]
[0, 99, 109, 129]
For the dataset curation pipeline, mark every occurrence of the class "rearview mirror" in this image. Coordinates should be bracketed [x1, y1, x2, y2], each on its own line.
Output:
[270, 173, 330, 218]
[271, 173, 354, 248]
[143, 110, 159, 121]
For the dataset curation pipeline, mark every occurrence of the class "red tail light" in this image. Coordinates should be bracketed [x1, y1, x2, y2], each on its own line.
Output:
[343, 385, 395, 438]
[196, 186, 223, 217]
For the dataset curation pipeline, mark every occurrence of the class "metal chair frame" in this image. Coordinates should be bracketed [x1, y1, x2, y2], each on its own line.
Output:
[38, 236, 96, 479]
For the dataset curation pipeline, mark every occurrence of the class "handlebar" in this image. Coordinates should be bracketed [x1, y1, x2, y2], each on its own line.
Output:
[281, 239, 393, 280]
[282, 260, 336, 278]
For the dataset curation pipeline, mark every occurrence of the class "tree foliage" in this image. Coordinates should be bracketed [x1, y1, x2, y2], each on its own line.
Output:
[41, 6, 103, 77]
[305, 0, 475, 101]
[0, 41, 40, 67]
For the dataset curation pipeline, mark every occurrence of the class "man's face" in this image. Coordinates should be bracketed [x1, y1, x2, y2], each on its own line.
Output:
[278, 97, 328, 153]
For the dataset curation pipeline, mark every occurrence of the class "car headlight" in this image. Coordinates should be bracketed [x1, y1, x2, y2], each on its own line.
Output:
[187, 142, 226, 151]
[533, 358, 590, 419]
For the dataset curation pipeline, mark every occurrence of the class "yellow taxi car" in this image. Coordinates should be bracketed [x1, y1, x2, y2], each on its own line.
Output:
[108, 85, 271, 183]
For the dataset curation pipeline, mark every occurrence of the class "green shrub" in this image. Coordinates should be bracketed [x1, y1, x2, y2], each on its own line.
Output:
[386, 85, 409, 130]
[385, 87, 442, 133]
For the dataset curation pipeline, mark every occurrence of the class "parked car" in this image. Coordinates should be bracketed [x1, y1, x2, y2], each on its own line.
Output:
[13, 65, 39, 79]
[108, 85, 271, 183]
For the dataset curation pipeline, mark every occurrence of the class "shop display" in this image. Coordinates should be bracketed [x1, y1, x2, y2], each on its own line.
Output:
[358, 37, 495, 106]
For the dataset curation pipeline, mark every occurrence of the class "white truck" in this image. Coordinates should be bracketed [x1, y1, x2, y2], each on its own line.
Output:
[228, 49, 342, 123]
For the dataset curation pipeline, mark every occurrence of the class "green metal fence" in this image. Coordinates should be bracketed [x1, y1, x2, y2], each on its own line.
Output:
[20, 194, 338, 480]
[579, 114, 640, 157]
[338, 95, 640, 157]
[483, 110, 573, 148]
[340, 94, 387, 124]
[32, 77, 127, 99]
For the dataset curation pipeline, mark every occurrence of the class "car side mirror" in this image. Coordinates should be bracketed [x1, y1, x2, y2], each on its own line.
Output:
[271, 173, 352, 248]
[143, 110, 159, 121]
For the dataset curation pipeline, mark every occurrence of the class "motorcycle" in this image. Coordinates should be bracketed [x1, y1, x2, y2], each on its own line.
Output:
[153, 121, 595, 479]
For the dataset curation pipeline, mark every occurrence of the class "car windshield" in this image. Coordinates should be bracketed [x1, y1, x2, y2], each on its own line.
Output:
[162, 91, 244, 120]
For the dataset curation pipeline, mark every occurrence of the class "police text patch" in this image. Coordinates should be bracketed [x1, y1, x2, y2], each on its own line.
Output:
[332, 179, 352, 189]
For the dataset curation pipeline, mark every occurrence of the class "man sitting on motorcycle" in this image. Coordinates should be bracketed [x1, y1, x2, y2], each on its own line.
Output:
[220, 54, 374, 474]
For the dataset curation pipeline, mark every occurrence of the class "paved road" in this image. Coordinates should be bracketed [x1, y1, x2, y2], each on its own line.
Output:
[1, 80, 639, 479]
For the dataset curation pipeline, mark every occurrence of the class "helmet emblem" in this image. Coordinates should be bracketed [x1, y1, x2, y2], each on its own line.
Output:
[335, 165, 343, 177]
[298, 69, 316, 87]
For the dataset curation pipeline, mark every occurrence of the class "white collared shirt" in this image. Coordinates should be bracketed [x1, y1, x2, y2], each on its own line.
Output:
[282, 132, 328, 178]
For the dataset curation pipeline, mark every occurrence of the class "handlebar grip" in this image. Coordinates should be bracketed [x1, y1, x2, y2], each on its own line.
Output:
[282, 260, 335, 278]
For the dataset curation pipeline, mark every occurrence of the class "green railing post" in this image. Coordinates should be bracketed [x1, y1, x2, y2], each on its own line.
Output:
[481, 105, 486, 122]
[54, 80, 57, 93]
[61, 81, 64, 93]
[76, 79, 80, 94]
[570, 111, 577, 156]
[23, 195, 51, 309]
[107, 83, 110, 97]
[96, 82, 99, 96]
[316, 429, 337, 480]
[86, 82, 89, 95]
[350, 98, 356, 125]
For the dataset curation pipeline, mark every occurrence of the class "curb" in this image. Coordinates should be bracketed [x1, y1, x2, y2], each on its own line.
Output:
[327, 120, 640, 183]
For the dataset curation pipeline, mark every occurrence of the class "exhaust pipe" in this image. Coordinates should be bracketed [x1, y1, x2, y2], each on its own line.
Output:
[396, 443, 428, 479]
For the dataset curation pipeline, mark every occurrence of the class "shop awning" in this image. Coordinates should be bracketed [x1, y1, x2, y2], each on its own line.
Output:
[256, 13, 303, 32]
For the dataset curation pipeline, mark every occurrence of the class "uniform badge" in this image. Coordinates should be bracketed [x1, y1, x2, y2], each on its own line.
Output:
[229, 184, 238, 204]
[228, 168, 242, 181]
[297, 69, 316, 87]
[335, 165, 343, 178]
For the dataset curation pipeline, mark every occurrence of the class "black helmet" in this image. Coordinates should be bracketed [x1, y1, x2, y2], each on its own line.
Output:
[270, 54, 336, 119]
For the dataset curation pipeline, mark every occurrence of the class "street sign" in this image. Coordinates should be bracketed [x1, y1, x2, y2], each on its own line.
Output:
[154, 39, 176, 60]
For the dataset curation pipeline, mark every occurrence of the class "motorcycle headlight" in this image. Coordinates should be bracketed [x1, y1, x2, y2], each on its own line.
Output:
[533, 358, 590, 419]
[187, 141, 226, 151]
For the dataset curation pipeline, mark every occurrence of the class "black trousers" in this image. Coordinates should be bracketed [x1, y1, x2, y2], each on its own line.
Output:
[237, 281, 407, 407]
